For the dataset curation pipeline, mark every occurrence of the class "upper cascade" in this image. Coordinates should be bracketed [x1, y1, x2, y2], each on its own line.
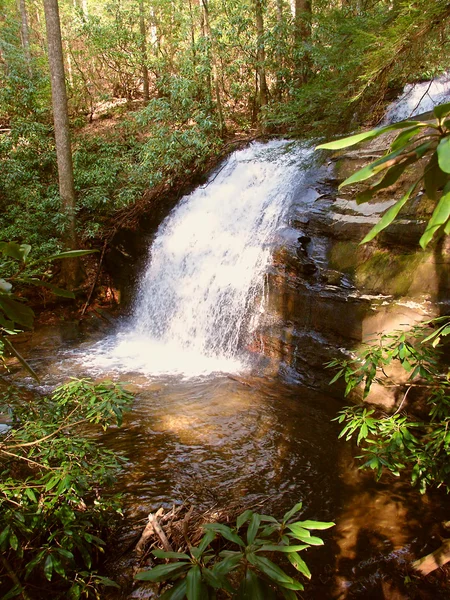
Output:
[384, 72, 450, 123]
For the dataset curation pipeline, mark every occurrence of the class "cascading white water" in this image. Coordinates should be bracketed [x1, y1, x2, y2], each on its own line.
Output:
[86, 140, 312, 377]
[384, 71, 450, 123]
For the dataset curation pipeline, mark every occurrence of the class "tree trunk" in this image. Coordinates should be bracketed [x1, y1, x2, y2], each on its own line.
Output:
[294, 0, 312, 85]
[201, 0, 225, 136]
[18, 0, 32, 75]
[254, 0, 268, 110]
[275, 0, 284, 101]
[43, 0, 79, 287]
[139, 0, 150, 102]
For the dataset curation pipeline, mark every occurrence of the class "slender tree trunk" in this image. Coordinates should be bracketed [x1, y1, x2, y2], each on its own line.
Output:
[139, 0, 150, 102]
[275, 0, 284, 101]
[294, 0, 312, 85]
[18, 0, 32, 75]
[43, 0, 79, 287]
[201, 0, 225, 135]
[254, 0, 268, 110]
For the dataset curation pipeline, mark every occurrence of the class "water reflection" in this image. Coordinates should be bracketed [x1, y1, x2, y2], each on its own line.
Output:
[6, 333, 450, 598]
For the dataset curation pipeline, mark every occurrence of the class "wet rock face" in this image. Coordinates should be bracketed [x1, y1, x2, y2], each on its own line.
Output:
[259, 158, 450, 401]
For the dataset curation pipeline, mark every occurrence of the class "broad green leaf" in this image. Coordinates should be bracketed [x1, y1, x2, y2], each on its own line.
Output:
[159, 580, 188, 600]
[1, 337, 39, 381]
[203, 523, 244, 546]
[247, 513, 261, 545]
[1, 584, 23, 600]
[437, 136, 450, 173]
[28, 249, 98, 268]
[258, 544, 309, 552]
[360, 183, 417, 244]
[283, 502, 303, 523]
[236, 569, 268, 600]
[278, 579, 305, 591]
[186, 565, 202, 600]
[197, 530, 216, 553]
[44, 554, 53, 581]
[280, 588, 299, 600]
[213, 553, 242, 577]
[424, 152, 449, 200]
[295, 520, 335, 530]
[433, 102, 450, 120]
[341, 141, 434, 190]
[0, 295, 34, 328]
[287, 552, 311, 578]
[202, 567, 233, 592]
[237, 510, 253, 529]
[0, 525, 10, 548]
[249, 555, 293, 584]
[356, 160, 412, 204]
[152, 549, 190, 560]
[339, 148, 405, 188]
[134, 562, 190, 582]
[316, 121, 426, 151]
[419, 182, 450, 248]
[286, 524, 310, 538]
[390, 126, 423, 152]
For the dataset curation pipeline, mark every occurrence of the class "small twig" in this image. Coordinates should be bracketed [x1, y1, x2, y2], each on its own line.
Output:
[81, 240, 108, 317]
[4, 415, 87, 450]
[389, 385, 412, 418]
[409, 78, 434, 118]
[0, 449, 52, 471]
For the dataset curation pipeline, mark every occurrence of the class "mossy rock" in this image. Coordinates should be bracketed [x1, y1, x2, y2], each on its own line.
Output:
[329, 241, 439, 297]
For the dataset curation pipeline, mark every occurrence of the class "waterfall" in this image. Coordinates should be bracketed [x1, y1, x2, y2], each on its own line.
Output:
[87, 140, 312, 377]
[384, 72, 450, 123]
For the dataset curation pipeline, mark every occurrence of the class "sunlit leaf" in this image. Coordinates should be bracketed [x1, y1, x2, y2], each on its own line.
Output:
[360, 183, 417, 244]
[356, 160, 412, 204]
[287, 551, 311, 578]
[316, 121, 426, 151]
[248, 555, 293, 584]
[294, 520, 335, 530]
[433, 102, 450, 120]
[437, 136, 450, 173]
[419, 182, 450, 248]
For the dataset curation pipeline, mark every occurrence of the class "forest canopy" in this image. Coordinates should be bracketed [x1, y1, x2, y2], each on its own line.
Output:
[1, 0, 450, 255]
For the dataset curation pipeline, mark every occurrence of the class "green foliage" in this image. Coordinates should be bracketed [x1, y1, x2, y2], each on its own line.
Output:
[327, 317, 450, 493]
[0, 242, 96, 378]
[0, 378, 133, 599]
[317, 103, 450, 247]
[135, 502, 334, 599]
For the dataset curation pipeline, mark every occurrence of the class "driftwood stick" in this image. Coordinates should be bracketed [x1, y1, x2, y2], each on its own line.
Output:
[135, 508, 166, 556]
[148, 512, 173, 553]
[412, 539, 450, 575]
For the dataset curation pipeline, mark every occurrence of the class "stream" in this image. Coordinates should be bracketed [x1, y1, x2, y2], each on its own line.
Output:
[11, 140, 450, 598]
